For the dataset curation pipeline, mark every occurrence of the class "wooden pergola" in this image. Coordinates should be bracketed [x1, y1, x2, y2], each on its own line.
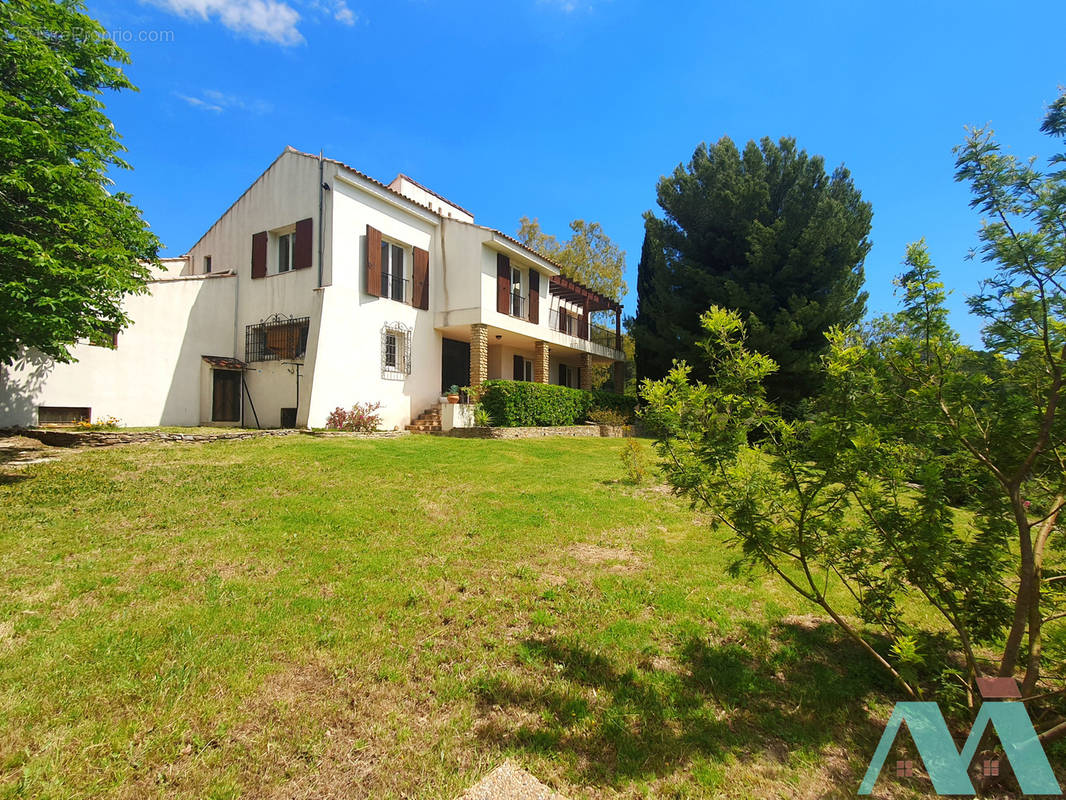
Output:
[548, 274, 623, 350]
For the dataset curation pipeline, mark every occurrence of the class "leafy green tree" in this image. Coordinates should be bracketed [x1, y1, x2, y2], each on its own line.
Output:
[515, 216, 627, 306]
[632, 136, 871, 409]
[0, 0, 159, 365]
[641, 91, 1066, 741]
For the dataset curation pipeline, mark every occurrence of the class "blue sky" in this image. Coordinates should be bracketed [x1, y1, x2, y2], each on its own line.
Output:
[89, 0, 1065, 344]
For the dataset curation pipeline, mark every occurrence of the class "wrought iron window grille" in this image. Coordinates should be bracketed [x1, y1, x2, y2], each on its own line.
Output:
[245, 313, 310, 363]
[381, 322, 412, 379]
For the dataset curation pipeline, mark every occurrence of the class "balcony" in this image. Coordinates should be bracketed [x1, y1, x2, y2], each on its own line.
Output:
[590, 322, 616, 349]
[381, 271, 409, 304]
[508, 292, 529, 320]
[549, 308, 583, 337]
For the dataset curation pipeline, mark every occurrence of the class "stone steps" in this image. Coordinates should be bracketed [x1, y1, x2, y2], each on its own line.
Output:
[405, 406, 442, 433]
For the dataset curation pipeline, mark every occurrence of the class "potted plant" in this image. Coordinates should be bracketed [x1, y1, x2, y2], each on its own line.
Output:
[446, 384, 461, 404]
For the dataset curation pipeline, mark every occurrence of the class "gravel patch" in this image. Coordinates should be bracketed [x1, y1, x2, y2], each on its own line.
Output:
[457, 761, 569, 800]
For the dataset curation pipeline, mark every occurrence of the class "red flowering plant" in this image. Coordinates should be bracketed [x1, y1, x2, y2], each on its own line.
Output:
[325, 402, 383, 432]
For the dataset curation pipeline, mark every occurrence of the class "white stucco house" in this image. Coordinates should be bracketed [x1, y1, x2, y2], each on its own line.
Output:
[0, 147, 625, 431]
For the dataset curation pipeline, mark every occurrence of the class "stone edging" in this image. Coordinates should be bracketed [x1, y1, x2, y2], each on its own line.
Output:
[439, 424, 633, 439]
[0, 427, 300, 448]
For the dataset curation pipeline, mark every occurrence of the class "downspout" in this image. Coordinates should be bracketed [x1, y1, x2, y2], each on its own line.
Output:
[317, 150, 325, 288]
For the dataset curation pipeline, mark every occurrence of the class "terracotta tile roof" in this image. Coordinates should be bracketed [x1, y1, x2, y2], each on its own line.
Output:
[286, 147, 444, 219]
[202, 355, 247, 370]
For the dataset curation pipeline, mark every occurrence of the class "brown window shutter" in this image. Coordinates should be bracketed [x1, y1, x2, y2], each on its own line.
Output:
[528, 269, 540, 324]
[496, 253, 510, 314]
[293, 218, 313, 270]
[412, 246, 430, 310]
[251, 231, 268, 278]
[579, 309, 589, 339]
[366, 225, 382, 296]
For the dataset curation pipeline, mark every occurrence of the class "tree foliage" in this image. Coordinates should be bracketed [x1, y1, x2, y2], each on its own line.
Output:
[515, 216, 627, 305]
[632, 136, 871, 410]
[641, 92, 1066, 740]
[0, 0, 159, 365]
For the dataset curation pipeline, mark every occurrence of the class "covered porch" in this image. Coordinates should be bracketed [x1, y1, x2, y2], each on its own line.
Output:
[436, 323, 625, 395]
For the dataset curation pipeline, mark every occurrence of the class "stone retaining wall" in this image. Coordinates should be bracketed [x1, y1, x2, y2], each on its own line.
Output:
[440, 424, 633, 439]
[0, 427, 299, 448]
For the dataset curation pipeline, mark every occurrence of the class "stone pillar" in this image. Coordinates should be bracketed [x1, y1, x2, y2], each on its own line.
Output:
[534, 341, 550, 383]
[613, 361, 625, 394]
[580, 353, 593, 391]
[470, 323, 489, 388]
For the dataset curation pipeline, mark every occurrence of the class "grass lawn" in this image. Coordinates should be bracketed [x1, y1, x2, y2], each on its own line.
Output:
[0, 435, 1014, 798]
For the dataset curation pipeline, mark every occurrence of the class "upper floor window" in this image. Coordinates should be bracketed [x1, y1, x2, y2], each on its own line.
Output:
[381, 240, 407, 303]
[203, 255, 212, 274]
[510, 266, 527, 319]
[278, 233, 295, 273]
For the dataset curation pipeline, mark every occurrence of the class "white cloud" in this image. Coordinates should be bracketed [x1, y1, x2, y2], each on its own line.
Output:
[177, 93, 224, 112]
[305, 0, 357, 25]
[147, 0, 305, 45]
[333, 1, 355, 25]
[177, 90, 273, 114]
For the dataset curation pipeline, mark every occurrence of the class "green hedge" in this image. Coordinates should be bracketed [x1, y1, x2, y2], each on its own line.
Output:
[479, 380, 637, 427]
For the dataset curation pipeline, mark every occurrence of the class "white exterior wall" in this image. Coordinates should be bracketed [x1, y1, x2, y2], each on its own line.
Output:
[0, 274, 235, 427]
[300, 171, 443, 430]
[0, 147, 625, 433]
[388, 176, 474, 224]
[183, 149, 331, 428]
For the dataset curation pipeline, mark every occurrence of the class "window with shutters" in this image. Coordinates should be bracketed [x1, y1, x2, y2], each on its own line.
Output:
[277, 231, 295, 273]
[379, 238, 409, 303]
[509, 265, 528, 319]
[513, 355, 533, 382]
[559, 363, 580, 388]
[381, 323, 412, 378]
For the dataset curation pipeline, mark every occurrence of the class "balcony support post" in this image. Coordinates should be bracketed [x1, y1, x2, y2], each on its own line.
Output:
[470, 323, 489, 388]
[580, 353, 593, 391]
[534, 341, 550, 384]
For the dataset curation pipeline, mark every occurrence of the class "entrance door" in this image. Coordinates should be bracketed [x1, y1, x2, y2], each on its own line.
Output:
[212, 369, 242, 422]
[441, 338, 470, 392]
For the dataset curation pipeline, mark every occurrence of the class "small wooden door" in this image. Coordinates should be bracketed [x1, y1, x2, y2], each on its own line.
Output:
[212, 370, 242, 422]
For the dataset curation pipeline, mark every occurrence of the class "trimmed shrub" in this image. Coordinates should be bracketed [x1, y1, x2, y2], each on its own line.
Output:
[589, 389, 638, 422]
[587, 408, 627, 426]
[479, 380, 637, 427]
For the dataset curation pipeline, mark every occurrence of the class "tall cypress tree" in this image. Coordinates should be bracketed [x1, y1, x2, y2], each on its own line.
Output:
[631, 136, 871, 408]
[633, 214, 674, 383]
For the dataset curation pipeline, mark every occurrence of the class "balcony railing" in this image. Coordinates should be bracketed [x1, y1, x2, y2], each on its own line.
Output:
[550, 308, 579, 336]
[381, 271, 409, 303]
[590, 323, 617, 349]
[509, 292, 529, 320]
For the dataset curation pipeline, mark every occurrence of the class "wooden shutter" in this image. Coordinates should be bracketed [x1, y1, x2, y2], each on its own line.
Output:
[366, 225, 382, 296]
[293, 218, 313, 270]
[496, 253, 511, 314]
[528, 269, 540, 324]
[579, 308, 589, 339]
[412, 246, 430, 310]
[251, 231, 267, 279]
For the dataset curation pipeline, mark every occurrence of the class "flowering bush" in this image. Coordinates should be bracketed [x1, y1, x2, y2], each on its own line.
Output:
[325, 402, 383, 432]
[75, 415, 121, 431]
